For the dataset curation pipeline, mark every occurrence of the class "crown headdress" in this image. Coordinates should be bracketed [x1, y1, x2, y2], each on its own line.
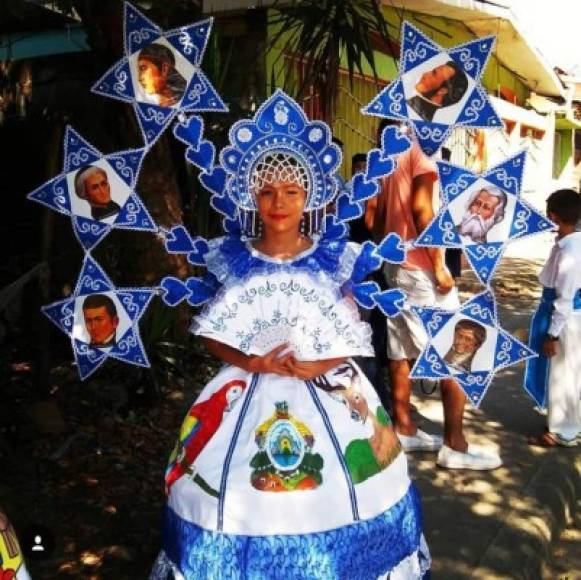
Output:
[194, 90, 340, 235]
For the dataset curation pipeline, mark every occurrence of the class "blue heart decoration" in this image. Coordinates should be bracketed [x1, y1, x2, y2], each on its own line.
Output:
[352, 281, 381, 310]
[187, 237, 210, 266]
[351, 241, 383, 283]
[186, 277, 215, 306]
[186, 139, 215, 173]
[376, 233, 406, 264]
[322, 215, 348, 240]
[336, 193, 364, 222]
[381, 126, 411, 158]
[223, 216, 241, 234]
[199, 166, 227, 196]
[351, 173, 380, 203]
[173, 115, 203, 149]
[373, 288, 406, 317]
[165, 225, 196, 254]
[159, 277, 190, 307]
[365, 149, 395, 182]
[210, 192, 237, 219]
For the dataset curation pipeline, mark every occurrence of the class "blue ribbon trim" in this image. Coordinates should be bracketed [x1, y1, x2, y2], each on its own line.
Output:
[163, 484, 424, 580]
[216, 235, 348, 282]
[305, 380, 359, 521]
[217, 373, 260, 531]
[524, 287, 581, 408]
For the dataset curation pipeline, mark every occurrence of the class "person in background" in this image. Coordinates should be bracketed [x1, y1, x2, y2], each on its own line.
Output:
[441, 147, 463, 280]
[526, 189, 581, 447]
[367, 118, 502, 470]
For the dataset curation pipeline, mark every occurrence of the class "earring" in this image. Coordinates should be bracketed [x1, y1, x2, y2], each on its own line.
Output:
[300, 215, 306, 235]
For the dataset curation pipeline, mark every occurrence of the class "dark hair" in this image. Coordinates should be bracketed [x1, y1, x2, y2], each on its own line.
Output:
[455, 318, 486, 348]
[440, 61, 468, 107]
[546, 188, 581, 225]
[376, 118, 402, 146]
[351, 153, 366, 166]
[82, 294, 118, 318]
[74, 165, 107, 199]
[332, 137, 344, 150]
[138, 43, 176, 69]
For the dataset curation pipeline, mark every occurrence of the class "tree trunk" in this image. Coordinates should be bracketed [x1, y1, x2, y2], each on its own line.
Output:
[74, 0, 190, 289]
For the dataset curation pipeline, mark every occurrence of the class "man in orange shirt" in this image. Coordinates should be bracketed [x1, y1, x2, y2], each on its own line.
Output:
[367, 120, 501, 470]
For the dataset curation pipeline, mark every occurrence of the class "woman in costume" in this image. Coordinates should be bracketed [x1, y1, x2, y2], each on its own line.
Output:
[151, 91, 430, 579]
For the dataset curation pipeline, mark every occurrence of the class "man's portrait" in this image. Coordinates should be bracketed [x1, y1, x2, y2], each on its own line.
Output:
[443, 319, 487, 372]
[406, 61, 468, 122]
[457, 186, 508, 243]
[82, 294, 119, 348]
[137, 43, 187, 108]
[73, 165, 121, 221]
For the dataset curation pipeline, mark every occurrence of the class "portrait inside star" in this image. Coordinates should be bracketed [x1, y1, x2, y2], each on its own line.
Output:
[72, 292, 132, 350]
[432, 315, 498, 374]
[402, 54, 473, 125]
[67, 161, 131, 223]
[130, 39, 194, 108]
[448, 178, 515, 245]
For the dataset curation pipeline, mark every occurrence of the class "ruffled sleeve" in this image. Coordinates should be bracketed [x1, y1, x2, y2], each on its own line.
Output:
[335, 241, 362, 285]
[205, 235, 254, 283]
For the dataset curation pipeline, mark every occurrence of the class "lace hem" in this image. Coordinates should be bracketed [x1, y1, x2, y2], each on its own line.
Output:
[157, 484, 425, 580]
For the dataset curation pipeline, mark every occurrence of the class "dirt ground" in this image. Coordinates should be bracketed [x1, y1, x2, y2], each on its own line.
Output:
[1, 256, 579, 579]
[1, 350, 219, 579]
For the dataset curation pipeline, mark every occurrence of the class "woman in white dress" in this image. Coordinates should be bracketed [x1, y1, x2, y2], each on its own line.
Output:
[151, 90, 430, 579]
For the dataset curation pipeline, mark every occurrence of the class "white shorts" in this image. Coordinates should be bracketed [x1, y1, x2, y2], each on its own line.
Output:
[384, 264, 460, 361]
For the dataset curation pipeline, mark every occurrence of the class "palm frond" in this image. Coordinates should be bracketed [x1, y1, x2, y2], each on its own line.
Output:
[267, 0, 393, 122]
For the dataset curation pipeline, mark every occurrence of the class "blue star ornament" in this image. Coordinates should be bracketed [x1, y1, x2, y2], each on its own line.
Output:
[414, 150, 555, 285]
[27, 126, 156, 251]
[42, 255, 156, 380]
[92, 2, 227, 146]
[362, 21, 502, 156]
[410, 290, 536, 407]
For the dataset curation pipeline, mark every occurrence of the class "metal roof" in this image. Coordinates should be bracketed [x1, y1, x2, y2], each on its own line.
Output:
[384, 0, 565, 98]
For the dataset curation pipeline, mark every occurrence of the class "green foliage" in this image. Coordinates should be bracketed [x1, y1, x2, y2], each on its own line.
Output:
[250, 451, 272, 471]
[268, 0, 393, 120]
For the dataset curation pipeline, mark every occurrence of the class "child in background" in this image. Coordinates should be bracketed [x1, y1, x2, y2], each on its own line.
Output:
[526, 189, 581, 446]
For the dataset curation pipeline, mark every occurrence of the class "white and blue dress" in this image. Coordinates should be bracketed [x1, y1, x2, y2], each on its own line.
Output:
[151, 233, 430, 579]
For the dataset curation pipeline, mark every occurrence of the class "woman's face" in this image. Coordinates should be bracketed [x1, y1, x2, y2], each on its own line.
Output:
[255, 180, 307, 235]
[138, 58, 169, 94]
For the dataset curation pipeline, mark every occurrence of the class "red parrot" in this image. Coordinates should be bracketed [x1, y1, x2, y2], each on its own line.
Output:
[165, 379, 246, 492]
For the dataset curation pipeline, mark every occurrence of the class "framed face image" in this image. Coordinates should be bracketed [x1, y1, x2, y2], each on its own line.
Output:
[431, 314, 498, 375]
[129, 38, 195, 109]
[67, 160, 132, 224]
[72, 292, 132, 351]
[402, 53, 474, 125]
[447, 178, 515, 245]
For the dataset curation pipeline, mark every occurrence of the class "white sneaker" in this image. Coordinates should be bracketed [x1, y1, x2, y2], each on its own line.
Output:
[397, 429, 443, 452]
[437, 444, 502, 470]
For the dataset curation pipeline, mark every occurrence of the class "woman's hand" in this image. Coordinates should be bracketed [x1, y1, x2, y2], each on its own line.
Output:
[247, 344, 294, 376]
[287, 356, 347, 380]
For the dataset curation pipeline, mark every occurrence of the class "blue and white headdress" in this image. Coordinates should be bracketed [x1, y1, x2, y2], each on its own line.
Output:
[189, 89, 343, 236]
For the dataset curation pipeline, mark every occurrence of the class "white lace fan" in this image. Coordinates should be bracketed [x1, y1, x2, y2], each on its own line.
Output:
[192, 271, 373, 360]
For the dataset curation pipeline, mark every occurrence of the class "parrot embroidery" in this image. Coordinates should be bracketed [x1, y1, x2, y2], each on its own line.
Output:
[165, 379, 247, 492]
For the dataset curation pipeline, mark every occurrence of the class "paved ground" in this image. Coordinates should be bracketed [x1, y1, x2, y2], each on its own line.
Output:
[405, 258, 581, 579]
